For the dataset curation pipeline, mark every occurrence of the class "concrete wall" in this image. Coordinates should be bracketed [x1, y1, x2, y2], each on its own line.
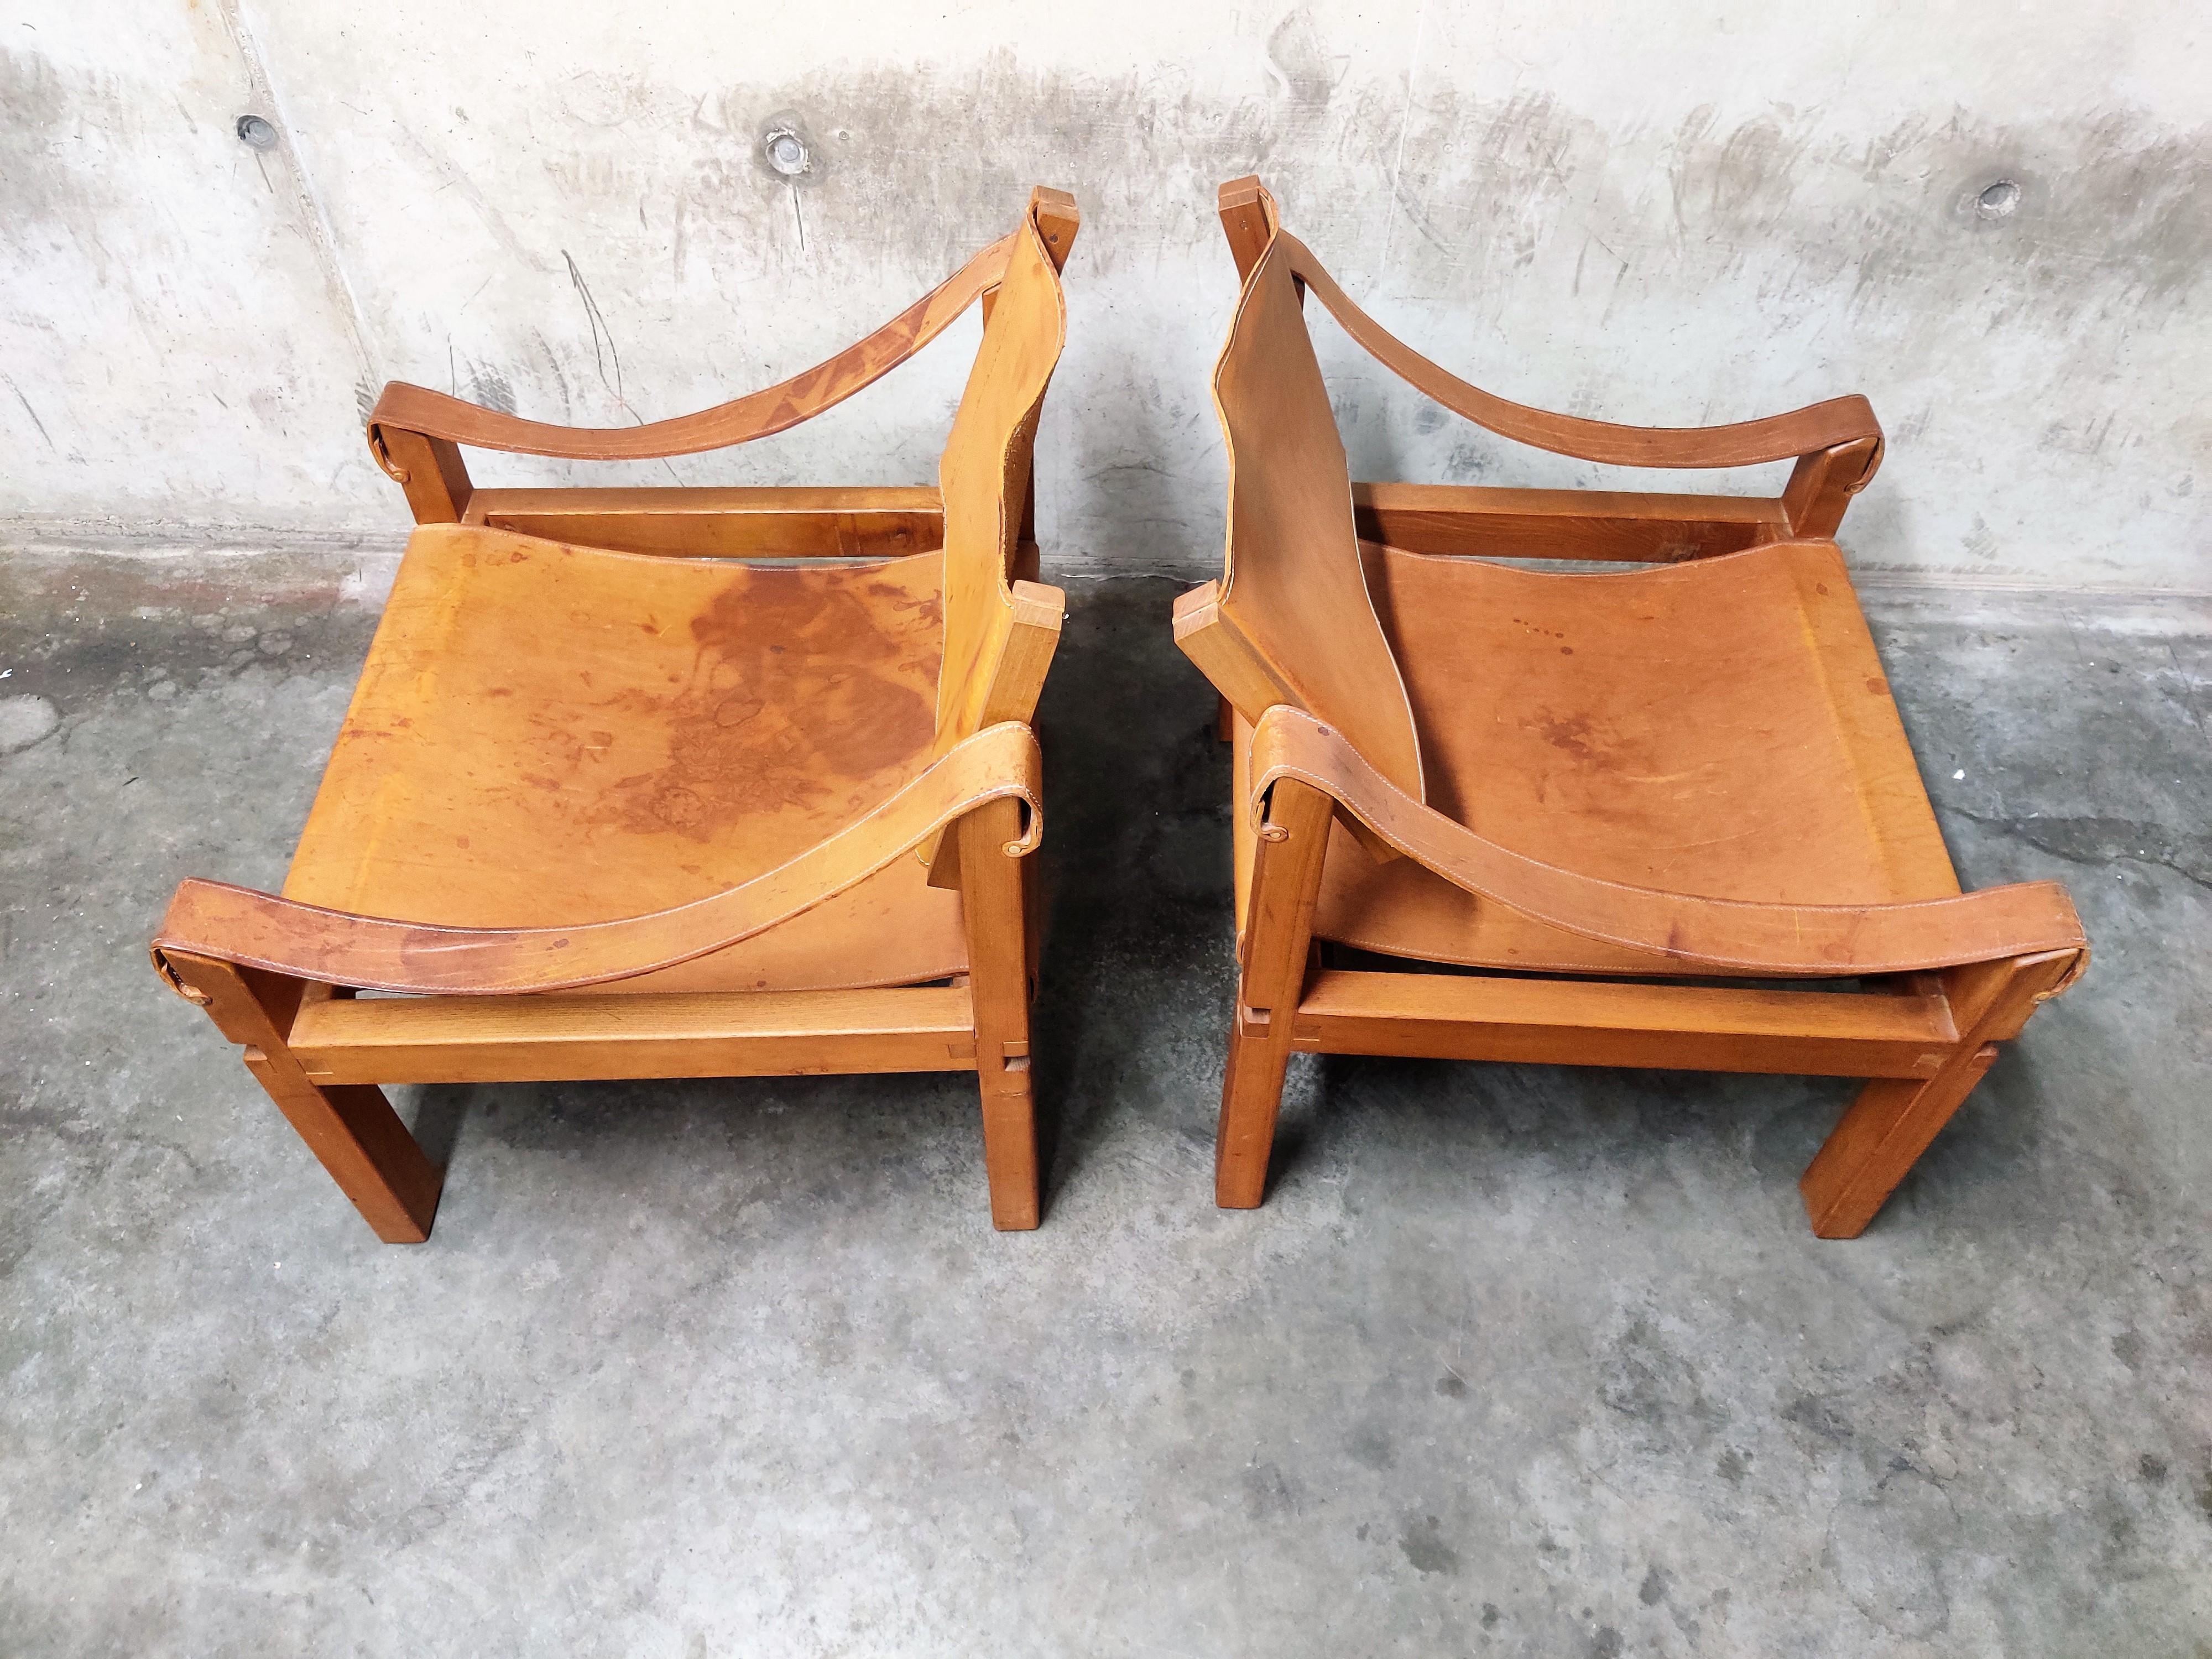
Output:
[3, 1, 2206, 591]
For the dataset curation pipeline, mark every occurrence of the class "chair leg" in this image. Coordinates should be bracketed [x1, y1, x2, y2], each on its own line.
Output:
[1215, 776, 1334, 1208]
[160, 951, 442, 1243]
[958, 797, 1040, 1230]
[1799, 1049, 1999, 1238]
[1799, 950, 2081, 1238]
[1217, 1004, 1299, 1207]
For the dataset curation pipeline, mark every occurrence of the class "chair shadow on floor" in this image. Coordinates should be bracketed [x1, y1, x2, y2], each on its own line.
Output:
[1252, 1040, 2066, 1239]
[1025, 578, 1240, 1206]
[405, 1084, 469, 1174]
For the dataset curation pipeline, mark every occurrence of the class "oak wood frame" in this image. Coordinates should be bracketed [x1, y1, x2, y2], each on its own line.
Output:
[155, 189, 1080, 1240]
[1187, 178, 2088, 1238]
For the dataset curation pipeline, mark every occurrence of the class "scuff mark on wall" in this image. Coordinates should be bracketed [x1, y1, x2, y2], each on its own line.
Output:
[1265, 9, 1350, 106]
[464, 361, 518, 416]
[561, 250, 629, 416]
[394, 123, 555, 275]
[3, 375, 57, 453]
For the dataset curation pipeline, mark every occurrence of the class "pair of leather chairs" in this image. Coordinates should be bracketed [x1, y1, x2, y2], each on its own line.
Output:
[153, 180, 2088, 1244]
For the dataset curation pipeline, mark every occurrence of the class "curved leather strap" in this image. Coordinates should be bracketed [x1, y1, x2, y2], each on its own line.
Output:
[1249, 706, 2086, 980]
[153, 723, 1043, 998]
[367, 232, 1015, 467]
[1279, 234, 1884, 476]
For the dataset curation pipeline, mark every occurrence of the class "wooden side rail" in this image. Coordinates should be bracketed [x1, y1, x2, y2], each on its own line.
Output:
[366, 229, 1020, 522]
[1291, 969, 1960, 1079]
[1246, 706, 2089, 980]
[460, 485, 944, 561]
[1217, 176, 1884, 539]
[152, 722, 1044, 998]
[1351, 482, 1790, 563]
[288, 986, 979, 1084]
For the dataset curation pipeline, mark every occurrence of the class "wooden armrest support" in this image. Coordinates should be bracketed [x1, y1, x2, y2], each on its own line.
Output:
[920, 579, 1065, 887]
[153, 723, 1043, 998]
[365, 232, 1015, 470]
[1279, 235, 1884, 478]
[1171, 580, 1295, 724]
[1247, 706, 2087, 981]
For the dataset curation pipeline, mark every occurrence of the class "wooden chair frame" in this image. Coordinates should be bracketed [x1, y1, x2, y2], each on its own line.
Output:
[154, 188, 1080, 1241]
[1177, 178, 2088, 1237]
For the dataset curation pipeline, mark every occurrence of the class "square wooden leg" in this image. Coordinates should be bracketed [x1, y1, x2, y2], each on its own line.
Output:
[974, 1062, 1040, 1232]
[241, 1058, 444, 1244]
[1216, 1005, 1296, 1207]
[1799, 1047, 1998, 1238]
[1213, 775, 1332, 1209]
[958, 798, 1041, 1230]
[1799, 950, 2080, 1238]
[161, 951, 442, 1243]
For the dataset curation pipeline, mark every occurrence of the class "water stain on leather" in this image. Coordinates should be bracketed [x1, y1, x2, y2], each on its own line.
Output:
[1530, 709, 1606, 763]
[594, 563, 942, 843]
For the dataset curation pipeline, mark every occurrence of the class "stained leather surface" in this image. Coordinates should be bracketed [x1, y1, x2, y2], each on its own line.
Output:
[1247, 701, 2083, 980]
[281, 526, 969, 993]
[1299, 540, 1999, 974]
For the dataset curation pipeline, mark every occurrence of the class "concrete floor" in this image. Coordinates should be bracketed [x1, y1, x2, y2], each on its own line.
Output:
[1, 550, 2208, 1656]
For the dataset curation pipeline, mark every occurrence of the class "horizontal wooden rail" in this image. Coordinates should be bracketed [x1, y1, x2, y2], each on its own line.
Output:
[1352, 482, 1789, 563]
[462, 485, 943, 560]
[1292, 970, 1960, 1078]
[290, 987, 978, 1084]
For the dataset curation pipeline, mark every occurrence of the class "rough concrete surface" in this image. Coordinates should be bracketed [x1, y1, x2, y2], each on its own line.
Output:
[1, 549, 2208, 1655]
[3, 1, 2208, 589]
